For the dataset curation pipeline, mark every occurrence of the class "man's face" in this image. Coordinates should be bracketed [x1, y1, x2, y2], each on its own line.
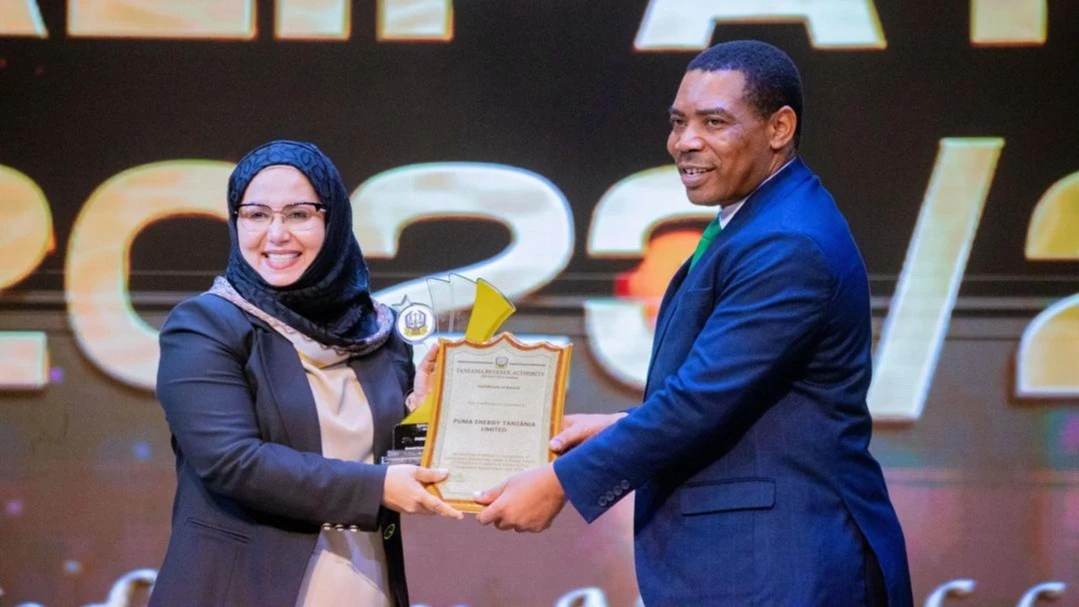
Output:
[667, 69, 778, 207]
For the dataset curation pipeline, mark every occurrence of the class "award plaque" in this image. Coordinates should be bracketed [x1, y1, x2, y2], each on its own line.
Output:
[421, 333, 571, 513]
[383, 275, 518, 467]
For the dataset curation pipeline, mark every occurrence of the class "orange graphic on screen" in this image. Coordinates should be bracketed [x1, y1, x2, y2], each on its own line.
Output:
[615, 229, 701, 325]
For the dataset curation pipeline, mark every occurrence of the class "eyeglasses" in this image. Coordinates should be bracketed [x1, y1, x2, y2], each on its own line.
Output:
[235, 202, 326, 232]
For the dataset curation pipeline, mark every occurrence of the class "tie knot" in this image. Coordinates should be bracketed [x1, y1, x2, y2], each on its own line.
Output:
[701, 218, 722, 241]
[689, 218, 722, 269]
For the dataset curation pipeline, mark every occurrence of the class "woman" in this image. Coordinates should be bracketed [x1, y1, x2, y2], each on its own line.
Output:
[151, 140, 461, 607]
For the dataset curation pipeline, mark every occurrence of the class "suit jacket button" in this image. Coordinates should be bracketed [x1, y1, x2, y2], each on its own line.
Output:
[348, 525, 359, 532]
[598, 496, 608, 507]
[605, 490, 615, 501]
[621, 480, 630, 490]
[334, 524, 345, 531]
[321, 523, 332, 530]
[613, 486, 623, 496]
[383, 523, 396, 540]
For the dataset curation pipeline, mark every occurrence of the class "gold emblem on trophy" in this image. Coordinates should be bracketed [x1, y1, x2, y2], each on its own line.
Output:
[395, 302, 435, 343]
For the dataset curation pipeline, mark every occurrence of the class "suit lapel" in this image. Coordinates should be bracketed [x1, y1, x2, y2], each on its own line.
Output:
[252, 329, 323, 454]
[643, 260, 691, 396]
[652, 260, 690, 360]
[349, 351, 402, 460]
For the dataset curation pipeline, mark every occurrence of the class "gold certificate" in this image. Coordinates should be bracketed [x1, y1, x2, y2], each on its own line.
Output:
[422, 333, 571, 513]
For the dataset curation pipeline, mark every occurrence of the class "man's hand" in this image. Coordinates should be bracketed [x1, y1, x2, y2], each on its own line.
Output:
[548, 412, 627, 454]
[474, 465, 566, 532]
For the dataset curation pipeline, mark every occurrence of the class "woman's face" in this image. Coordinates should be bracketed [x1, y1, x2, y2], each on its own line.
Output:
[236, 166, 326, 287]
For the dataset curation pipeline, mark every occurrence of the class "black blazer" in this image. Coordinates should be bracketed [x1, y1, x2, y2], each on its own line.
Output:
[150, 294, 413, 606]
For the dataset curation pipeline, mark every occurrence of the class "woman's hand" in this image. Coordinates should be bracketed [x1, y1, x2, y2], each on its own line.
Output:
[408, 345, 439, 410]
[382, 465, 463, 519]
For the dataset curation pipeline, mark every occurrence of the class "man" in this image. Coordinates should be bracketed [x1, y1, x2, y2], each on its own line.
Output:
[475, 40, 913, 606]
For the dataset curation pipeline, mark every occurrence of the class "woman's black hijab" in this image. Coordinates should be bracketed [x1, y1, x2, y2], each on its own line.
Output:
[223, 140, 390, 353]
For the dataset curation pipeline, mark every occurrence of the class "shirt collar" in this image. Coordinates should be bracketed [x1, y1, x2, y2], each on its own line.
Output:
[716, 156, 796, 228]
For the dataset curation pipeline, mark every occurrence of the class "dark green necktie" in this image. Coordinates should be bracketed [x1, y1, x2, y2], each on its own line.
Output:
[689, 218, 722, 269]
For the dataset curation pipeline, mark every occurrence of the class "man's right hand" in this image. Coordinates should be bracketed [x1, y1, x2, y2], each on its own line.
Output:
[548, 412, 627, 454]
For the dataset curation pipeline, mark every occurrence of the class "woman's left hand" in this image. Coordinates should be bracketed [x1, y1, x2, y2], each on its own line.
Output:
[409, 345, 439, 409]
[383, 465, 464, 519]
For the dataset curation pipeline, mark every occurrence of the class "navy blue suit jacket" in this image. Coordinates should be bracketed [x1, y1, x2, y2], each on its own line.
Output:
[555, 159, 913, 606]
[150, 294, 413, 606]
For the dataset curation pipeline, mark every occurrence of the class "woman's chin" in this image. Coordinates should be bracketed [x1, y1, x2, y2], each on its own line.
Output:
[258, 267, 304, 287]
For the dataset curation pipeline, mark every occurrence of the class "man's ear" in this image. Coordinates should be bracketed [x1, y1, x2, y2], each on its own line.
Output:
[769, 106, 797, 151]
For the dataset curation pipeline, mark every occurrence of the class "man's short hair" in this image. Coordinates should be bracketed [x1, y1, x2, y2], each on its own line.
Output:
[687, 40, 804, 148]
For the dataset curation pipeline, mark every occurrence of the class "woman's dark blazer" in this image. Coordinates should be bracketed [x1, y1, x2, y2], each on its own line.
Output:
[149, 293, 413, 607]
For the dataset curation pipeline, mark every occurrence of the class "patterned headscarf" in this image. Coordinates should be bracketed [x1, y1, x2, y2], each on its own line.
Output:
[222, 140, 391, 354]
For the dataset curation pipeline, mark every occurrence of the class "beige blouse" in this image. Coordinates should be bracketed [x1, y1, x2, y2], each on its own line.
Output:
[290, 342, 391, 607]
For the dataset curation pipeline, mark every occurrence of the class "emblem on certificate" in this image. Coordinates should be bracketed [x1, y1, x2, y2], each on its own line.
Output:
[422, 333, 571, 513]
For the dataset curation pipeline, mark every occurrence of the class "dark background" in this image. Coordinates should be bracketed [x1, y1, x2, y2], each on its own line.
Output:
[2, 1, 1079, 605]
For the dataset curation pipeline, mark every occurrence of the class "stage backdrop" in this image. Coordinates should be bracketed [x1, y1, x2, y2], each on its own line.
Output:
[2, 1, 1078, 605]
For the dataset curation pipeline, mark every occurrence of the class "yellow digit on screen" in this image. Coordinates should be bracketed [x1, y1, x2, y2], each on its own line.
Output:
[0, 0, 48, 37]
[584, 165, 713, 389]
[634, 0, 886, 51]
[68, 0, 255, 39]
[971, 0, 1046, 46]
[377, 0, 453, 41]
[275, 0, 350, 40]
[66, 161, 233, 390]
[1017, 171, 1079, 397]
[353, 162, 573, 309]
[0, 166, 53, 293]
[0, 166, 54, 389]
[868, 138, 1004, 421]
